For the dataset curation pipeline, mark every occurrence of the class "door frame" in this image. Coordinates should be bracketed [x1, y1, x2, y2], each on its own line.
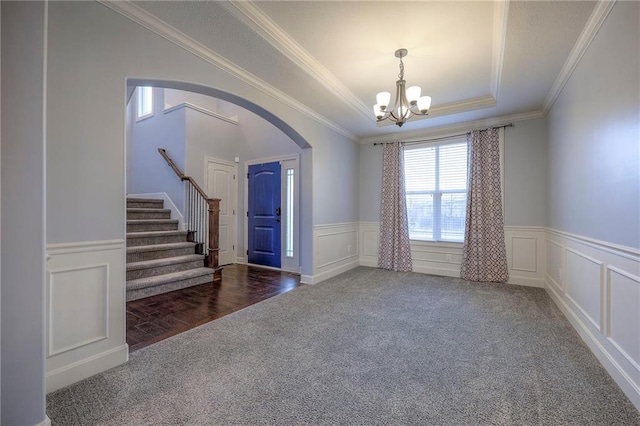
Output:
[204, 156, 238, 266]
[243, 154, 300, 273]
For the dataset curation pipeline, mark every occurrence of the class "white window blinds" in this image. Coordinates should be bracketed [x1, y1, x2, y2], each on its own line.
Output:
[404, 140, 468, 242]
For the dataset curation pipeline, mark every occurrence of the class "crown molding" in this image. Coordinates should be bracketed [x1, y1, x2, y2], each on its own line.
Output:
[222, 1, 509, 124]
[97, 0, 357, 141]
[359, 110, 545, 144]
[219, 1, 374, 122]
[375, 94, 497, 128]
[542, 0, 616, 114]
[491, 0, 509, 100]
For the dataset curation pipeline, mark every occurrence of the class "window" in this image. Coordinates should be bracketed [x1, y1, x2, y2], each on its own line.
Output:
[285, 168, 294, 258]
[137, 86, 153, 119]
[404, 139, 468, 242]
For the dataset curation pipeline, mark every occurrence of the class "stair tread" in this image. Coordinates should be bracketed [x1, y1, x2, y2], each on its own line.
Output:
[127, 198, 163, 203]
[126, 219, 179, 224]
[127, 267, 213, 289]
[126, 208, 171, 213]
[127, 254, 204, 271]
[127, 230, 188, 238]
[127, 242, 195, 253]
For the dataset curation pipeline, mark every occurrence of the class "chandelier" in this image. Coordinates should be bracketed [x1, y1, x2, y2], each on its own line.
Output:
[373, 48, 432, 127]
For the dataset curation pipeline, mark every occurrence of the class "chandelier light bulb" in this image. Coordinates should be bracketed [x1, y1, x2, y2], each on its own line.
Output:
[373, 104, 385, 119]
[406, 86, 421, 105]
[417, 96, 432, 114]
[376, 92, 391, 110]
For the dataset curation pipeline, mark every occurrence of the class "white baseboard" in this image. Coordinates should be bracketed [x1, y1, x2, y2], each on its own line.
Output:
[507, 276, 546, 288]
[359, 258, 377, 268]
[35, 416, 52, 426]
[304, 258, 360, 285]
[546, 282, 640, 410]
[46, 344, 129, 393]
[236, 256, 247, 265]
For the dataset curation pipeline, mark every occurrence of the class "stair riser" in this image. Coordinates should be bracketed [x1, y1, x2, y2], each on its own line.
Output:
[127, 247, 196, 263]
[127, 222, 179, 232]
[127, 234, 187, 247]
[126, 274, 213, 301]
[127, 260, 204, 281]
[126, 201, 164, 209]
[127, 211, 171, 220]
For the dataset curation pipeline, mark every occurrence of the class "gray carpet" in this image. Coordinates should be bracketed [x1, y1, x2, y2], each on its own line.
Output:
[47, 267, 640, 425]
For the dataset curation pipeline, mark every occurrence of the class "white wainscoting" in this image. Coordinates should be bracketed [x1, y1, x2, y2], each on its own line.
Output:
[544, 229, 640, 411]
[304, 223, 359, 284]
[46, 240, 128, 393]
[504, 226, 546, 287]
[358, 223, 545, 287]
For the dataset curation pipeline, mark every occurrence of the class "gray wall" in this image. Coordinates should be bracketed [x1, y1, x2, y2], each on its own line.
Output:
[503, 118, 547, 226]
[547, 1, 639, 248]
[47, 1, 358, 275]
[358, 118, 548, 227]
[129, 87, 187, 212]
[1, 2, 47, 424]
[358, 142, 383, 223]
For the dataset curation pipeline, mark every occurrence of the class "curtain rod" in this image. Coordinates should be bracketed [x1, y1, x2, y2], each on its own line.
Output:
[372, 123, 513, 146]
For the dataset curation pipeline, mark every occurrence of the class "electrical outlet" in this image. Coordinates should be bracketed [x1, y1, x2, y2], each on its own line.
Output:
[446, 254, 452, 263]
[347, 244, 352, 253]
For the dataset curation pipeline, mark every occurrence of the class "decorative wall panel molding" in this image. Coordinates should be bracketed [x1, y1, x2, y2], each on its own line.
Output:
[307, 223, 359, 284]
[46, 239, 128, 393]
[48, 264, 109, 356]
[545, 228, 640, 411]
[606, 266, 640, 375]
[565, 248, 604, 331]
[504, 226, 546, 287]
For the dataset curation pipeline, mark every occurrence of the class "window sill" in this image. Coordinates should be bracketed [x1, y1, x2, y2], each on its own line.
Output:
[135, 113, 154, 123]
[409, 240, 464, 249]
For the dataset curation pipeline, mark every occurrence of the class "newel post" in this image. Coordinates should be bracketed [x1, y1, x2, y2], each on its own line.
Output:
[207, 198, 222, 282]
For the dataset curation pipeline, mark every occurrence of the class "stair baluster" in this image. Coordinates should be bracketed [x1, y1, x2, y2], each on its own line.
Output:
[158, 148, 222, 282]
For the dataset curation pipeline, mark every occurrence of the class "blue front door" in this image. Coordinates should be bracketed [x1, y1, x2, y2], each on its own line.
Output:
[248, 162, 281, 268]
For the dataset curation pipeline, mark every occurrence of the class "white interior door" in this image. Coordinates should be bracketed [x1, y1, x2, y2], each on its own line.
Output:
[205, 158, 237, 266]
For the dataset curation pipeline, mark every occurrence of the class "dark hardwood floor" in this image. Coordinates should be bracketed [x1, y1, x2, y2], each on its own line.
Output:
[126, 264, 302, 352]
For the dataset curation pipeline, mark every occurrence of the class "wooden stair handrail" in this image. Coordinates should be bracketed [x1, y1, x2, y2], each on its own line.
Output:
[158, 148, 212, 201]
[158, 147, 222, 282]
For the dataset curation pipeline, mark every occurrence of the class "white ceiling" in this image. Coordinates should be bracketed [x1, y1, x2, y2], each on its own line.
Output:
[131, 1, 597, 141]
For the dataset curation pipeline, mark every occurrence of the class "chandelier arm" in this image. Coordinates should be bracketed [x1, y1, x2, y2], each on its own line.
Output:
[372, 48, 430, 125]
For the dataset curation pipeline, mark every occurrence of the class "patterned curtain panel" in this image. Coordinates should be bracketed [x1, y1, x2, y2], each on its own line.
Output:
[378, 142, 412, 272]
[460, 128, 509, 282]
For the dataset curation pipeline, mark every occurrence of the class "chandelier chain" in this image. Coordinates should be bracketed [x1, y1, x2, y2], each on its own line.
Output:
[398, 58, 404, 80]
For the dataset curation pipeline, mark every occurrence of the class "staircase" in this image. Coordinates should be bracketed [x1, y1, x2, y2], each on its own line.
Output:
[126, 197, 215, 301]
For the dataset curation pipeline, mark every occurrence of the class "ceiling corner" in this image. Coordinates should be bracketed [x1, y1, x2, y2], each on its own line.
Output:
[541, 0, 617, 114]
